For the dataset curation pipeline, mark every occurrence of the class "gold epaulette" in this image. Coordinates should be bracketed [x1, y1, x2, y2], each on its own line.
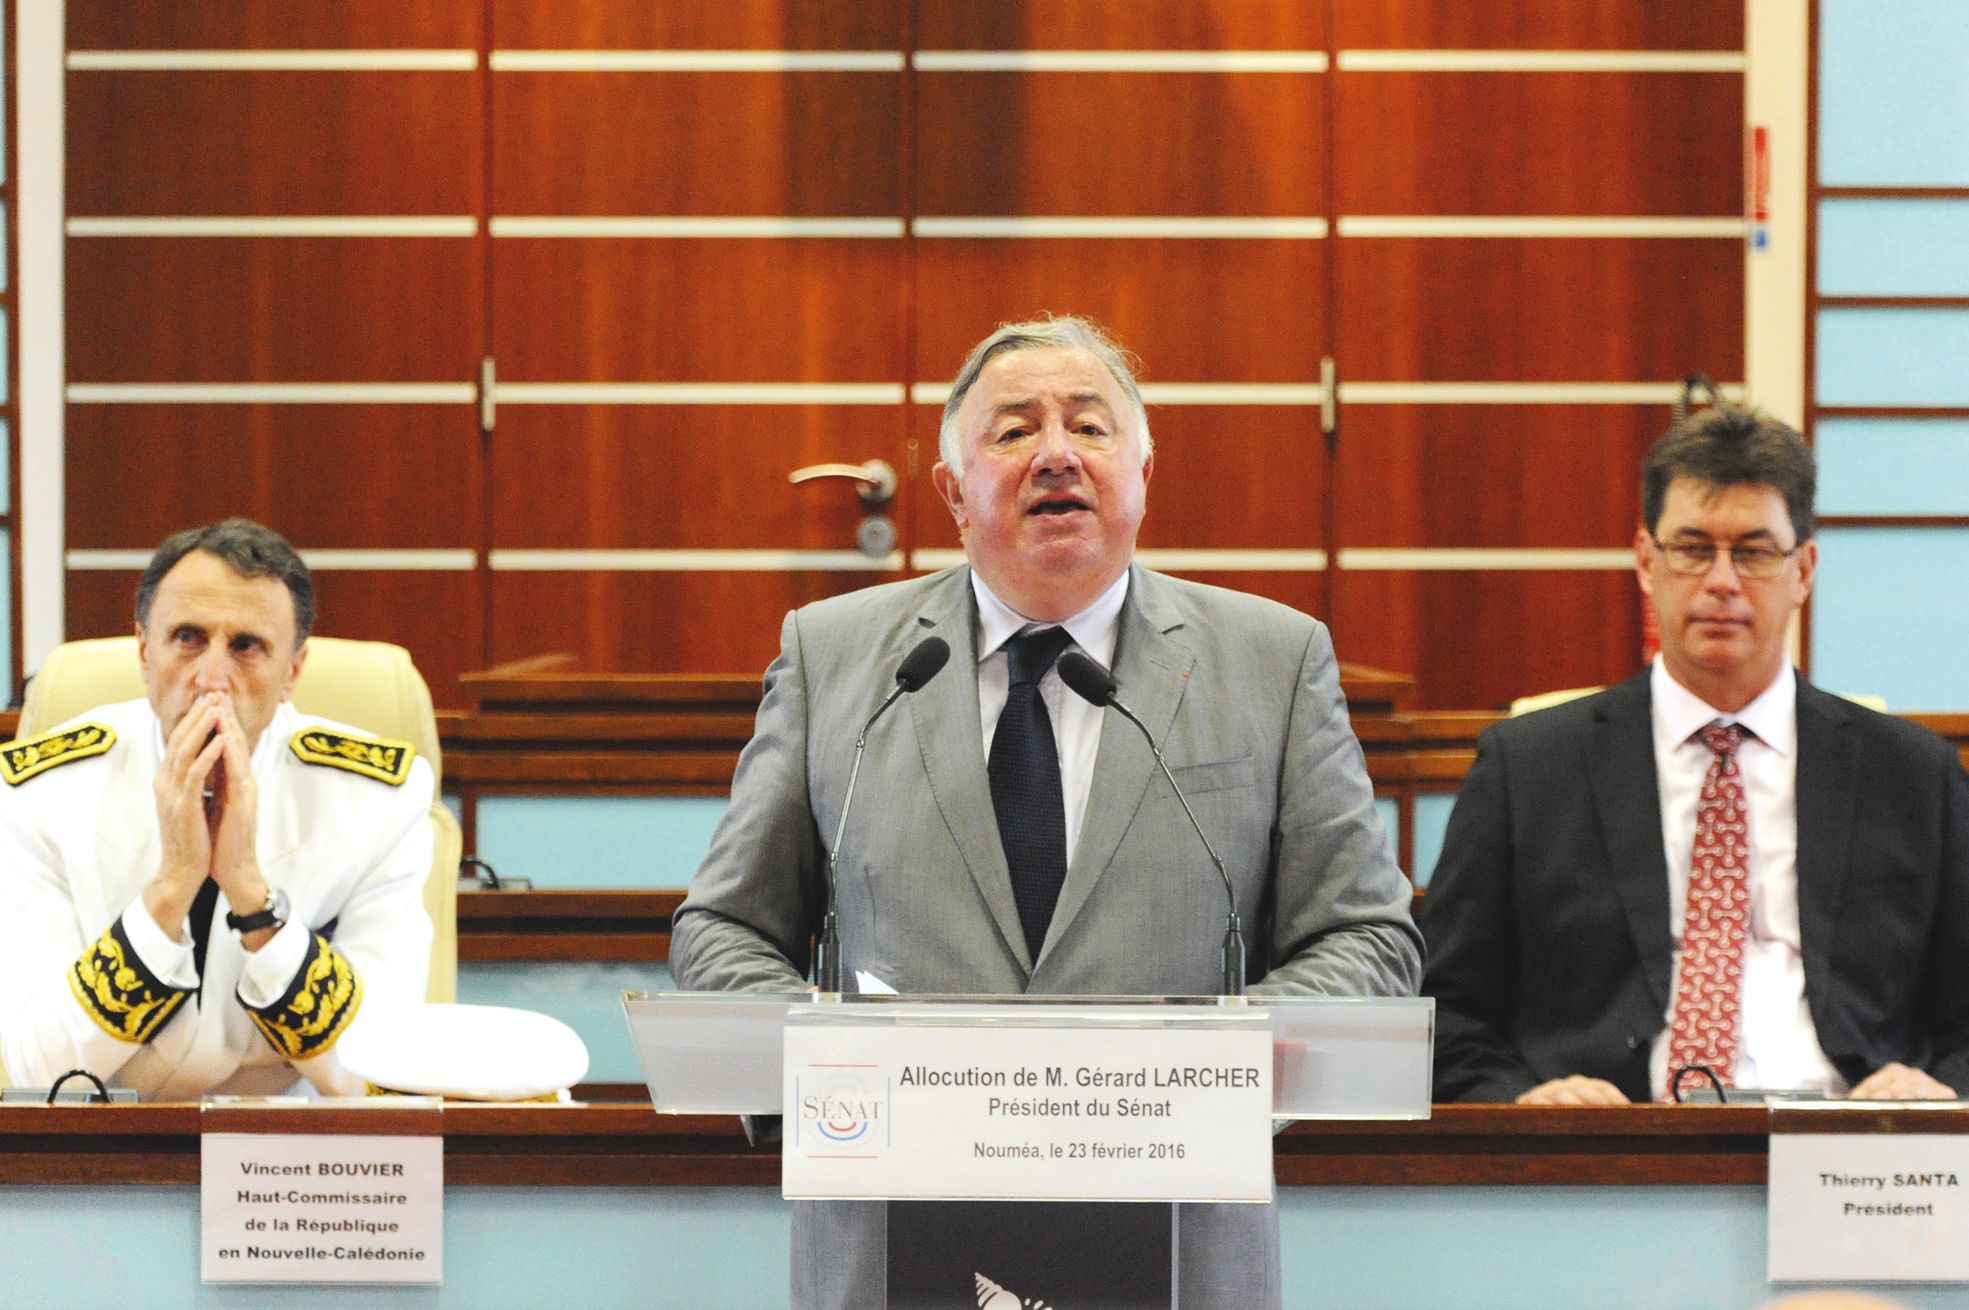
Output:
[289, 727, 415, 786]
[0, 722, 117, 786]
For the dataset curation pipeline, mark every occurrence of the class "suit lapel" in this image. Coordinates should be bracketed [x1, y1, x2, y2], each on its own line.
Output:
[1794, 681, 1857, 992]
[1585, 672, 1676, 1009]
[906, 569, 1035, 973]
[1042, 567, 1192, 963]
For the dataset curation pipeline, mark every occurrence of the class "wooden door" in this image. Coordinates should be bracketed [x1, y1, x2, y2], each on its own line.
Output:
[59, 1, 1751, 709]
[907, 1, 1332, 624]
[1325, 2, 1747, 708]
[482, 3, 912, 677]
[63, 2, 488, 700]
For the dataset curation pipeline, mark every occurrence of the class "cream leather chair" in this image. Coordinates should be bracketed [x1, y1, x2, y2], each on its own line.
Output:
[17, 636, 459, 1003]
[1508, 686, 1604, 717]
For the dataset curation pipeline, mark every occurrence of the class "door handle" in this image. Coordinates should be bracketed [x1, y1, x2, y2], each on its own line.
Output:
[789, 459, 897, 507]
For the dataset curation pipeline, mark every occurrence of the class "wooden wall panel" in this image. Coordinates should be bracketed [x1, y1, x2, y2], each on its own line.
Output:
[68, 73, 479, 215]
[491, 2, 900, 49]
[913, 406, 1325, 548]
[68, 2, 478, 48]
[918, 1, 1327, 49]
[913, 241, 1325, 382]
[489, 573, 895, 676]
[1333, 1, 1743, 50]
[68, 570, 484, 706]
[1337, 239, 1744, 381]
[66, 407, 478, 550]
[1335, 406, 1661, 549]
[1335, 73, 1742, 216]
[491, 240, 900, 381]
[67, 238, 481, 382]
[918, 74, 1324, 216]
[1330, 571, 1646, 711]
[1160, 571, 1328, 626]
[492, 73, 899, 216]
[490, 408, 902, 552]
[57, 0, 1752, 710]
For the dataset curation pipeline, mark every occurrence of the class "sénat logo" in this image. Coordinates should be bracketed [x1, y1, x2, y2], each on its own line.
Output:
[797, 1068, 890, 1152]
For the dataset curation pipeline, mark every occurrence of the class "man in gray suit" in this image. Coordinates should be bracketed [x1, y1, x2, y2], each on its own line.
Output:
[671, 315, 1422, 1309]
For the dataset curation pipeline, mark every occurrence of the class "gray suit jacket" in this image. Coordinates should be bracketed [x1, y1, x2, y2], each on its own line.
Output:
[671, 565, 1422, 1309]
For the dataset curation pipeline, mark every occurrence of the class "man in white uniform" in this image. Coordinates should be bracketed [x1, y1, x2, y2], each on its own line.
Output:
[0, 519, 434, 1098]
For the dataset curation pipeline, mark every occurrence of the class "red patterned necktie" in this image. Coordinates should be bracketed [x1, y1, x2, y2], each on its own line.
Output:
[1665, 721, 1751, 1098]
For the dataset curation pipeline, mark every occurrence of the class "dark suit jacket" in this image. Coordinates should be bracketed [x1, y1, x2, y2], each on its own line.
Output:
[1422, 668, 1969, 1103]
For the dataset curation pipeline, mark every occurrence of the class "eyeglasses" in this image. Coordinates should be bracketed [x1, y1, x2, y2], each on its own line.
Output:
[1651, 539, 1801, 580]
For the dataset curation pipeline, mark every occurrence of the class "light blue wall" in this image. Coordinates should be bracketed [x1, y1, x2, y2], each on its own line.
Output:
[471, 795, 727, 889]
[1819, 418, 1969, 515]
[466, 794, 1422, 893]
[0, 528, 11, 696]
[1819, 198, 1969, 296]
[1373, 795, 1397, 862]
[1813, 4, 1969, 712]
[0, 1184, 790, 1309]
[1812, 528, 1969, 711]
[1815, 308, 1969, 409]
[1408, 792, 1457, 890]
[1819, 0, 1969, 186]
[457, 961, 674, 1084]
[10, 1181, 1969, 1309]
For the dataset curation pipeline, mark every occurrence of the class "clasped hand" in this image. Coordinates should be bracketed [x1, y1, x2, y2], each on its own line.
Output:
[143, 691, 275, 951]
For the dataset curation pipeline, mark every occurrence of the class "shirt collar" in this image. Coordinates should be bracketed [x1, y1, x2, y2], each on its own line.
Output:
[971, 568, 1130, 671]
[1650, 657, 1796, 757]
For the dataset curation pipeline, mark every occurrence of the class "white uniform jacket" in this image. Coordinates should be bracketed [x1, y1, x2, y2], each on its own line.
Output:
[0, 698, 434, 1098]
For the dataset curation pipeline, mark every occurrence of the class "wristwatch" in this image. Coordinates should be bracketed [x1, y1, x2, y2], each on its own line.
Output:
[225, 886, 291, 935]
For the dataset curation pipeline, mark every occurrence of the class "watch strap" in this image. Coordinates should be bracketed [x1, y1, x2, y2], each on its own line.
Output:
[225, 887, 289, 935]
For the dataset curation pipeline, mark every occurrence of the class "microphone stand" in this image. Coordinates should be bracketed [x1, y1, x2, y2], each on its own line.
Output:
[1103, 698, 1247, 998]
[1056, 652, 1245, 997]
[815, 636, 950, 994]
[817, 683, 904, 995]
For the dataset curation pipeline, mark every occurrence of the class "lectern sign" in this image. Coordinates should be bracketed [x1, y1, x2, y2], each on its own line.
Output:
[782, 1022, 1272, 1202]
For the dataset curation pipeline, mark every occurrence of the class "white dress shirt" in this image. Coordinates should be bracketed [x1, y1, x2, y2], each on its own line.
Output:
[1647, 658, 1845, 1097]
[971, 570, 1128, 866]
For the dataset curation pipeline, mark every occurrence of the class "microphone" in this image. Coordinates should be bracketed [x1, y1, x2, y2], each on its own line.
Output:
[1057, 650, 1246, 997]
[815, 635, 952, 992]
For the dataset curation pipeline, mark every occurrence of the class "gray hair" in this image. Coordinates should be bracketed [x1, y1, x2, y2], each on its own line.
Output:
[937, 315, 1153, 476]
[136, 518, 316, 643]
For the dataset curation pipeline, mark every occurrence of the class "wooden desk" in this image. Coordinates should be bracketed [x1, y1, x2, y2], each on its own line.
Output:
[4, 1103, 1958, 1308]
[0, 1102, 1775, 1188]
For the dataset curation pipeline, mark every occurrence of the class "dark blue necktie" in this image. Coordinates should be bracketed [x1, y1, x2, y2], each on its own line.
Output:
[989, 625, 1075, 960]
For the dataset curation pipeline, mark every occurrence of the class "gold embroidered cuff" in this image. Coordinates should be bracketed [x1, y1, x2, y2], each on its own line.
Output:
[245, 933, 363, 1060]
[68, 918, 189, 1044]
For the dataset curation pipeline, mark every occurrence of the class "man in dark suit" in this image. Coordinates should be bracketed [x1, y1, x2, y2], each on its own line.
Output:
[1424, 407, 1969, 1105]
[673, 315, 1422, 1306]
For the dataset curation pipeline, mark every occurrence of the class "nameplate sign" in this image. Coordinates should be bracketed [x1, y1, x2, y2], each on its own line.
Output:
[201, 1132, 442, 1284]
[782, 1022, 1271, 1202]
[1769, 1116, 1969, 1282]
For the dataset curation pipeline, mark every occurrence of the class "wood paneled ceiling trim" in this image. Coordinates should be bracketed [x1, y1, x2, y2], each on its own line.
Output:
[67, 383, 475, 403]
[68, 50, 477, 70]
[67, 549, 476, 571]
[489, 51, 900, 72]
[68, 217, 477, 236]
